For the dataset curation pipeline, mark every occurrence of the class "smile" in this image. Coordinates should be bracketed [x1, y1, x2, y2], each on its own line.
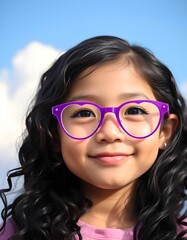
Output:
[89, 153, 131, 165]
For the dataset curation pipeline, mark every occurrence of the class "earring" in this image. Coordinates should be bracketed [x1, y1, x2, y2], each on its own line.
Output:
[164, 142, 167, 148]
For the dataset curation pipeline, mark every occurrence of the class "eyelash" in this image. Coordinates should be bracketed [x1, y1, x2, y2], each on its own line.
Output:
[72, 109, 95, 118]
[125, 107, 148, 115]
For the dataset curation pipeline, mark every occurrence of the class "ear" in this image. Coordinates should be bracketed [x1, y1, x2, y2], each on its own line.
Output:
[159, 113, 179, 149]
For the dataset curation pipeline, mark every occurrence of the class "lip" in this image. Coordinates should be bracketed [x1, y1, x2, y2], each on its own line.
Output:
[89, 152, 131, 165]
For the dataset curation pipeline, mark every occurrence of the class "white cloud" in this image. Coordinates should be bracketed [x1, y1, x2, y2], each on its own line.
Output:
[0, 42, 61, 164]
[180, 81, 187, 100]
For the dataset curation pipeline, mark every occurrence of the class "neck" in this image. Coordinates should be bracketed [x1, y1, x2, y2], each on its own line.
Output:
[80, 182, 137, 229]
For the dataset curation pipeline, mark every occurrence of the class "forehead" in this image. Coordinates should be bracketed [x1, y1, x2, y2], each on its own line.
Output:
[67, 60, 156, 103]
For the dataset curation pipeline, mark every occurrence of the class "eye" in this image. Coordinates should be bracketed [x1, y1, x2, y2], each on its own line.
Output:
[72, 109, 95, 118]
[126, 107, 148, 115]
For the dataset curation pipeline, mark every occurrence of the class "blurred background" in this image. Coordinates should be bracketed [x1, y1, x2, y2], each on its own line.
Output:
[0, 0, 187, 212]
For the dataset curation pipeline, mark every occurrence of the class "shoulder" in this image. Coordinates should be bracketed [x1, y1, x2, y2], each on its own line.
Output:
[177, 217, 187, 236]
[0, 218, 16, 240]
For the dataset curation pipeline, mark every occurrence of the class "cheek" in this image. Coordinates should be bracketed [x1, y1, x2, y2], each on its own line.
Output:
[135, 133, 161, 168]
[59, 133, 87, 175]
[60, 136, 76, 163]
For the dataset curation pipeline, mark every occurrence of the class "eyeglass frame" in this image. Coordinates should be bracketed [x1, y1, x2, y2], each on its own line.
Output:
[52, 100, 170, 140]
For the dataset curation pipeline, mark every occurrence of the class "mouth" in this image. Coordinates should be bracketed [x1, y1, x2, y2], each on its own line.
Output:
[89, 152, 132, 165]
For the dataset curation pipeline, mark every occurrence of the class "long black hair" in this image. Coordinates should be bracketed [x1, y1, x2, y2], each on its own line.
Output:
[1, 36, 187, 239]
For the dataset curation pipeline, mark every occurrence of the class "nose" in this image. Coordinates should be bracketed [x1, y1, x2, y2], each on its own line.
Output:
[95, 113, 126, 143]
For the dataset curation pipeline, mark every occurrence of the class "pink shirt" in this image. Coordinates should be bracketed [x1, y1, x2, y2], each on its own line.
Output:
[1, 218, 186, 239]
[0, 219, 16, 240]
[0, 219, 133, 240]
[78, 220, 134, 239]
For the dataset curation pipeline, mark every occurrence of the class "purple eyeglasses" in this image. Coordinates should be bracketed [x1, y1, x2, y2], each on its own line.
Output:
[52, 100, 169, 140]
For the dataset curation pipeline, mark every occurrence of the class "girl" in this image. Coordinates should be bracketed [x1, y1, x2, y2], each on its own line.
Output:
[0, 36, 187, 240]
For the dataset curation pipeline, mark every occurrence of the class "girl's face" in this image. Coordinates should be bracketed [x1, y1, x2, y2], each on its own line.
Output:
[58, 60, 171, 191]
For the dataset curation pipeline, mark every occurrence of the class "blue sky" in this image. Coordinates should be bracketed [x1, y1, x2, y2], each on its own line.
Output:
[0, 0, 187, 210]
[0, 0, 187, 82]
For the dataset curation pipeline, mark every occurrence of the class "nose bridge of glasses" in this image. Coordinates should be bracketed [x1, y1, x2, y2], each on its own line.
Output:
[100, 106, 121, 125]
[102, 106, 119, 116]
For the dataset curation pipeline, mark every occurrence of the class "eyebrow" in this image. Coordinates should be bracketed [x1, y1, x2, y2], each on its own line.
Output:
[67, 92, 150, 102]
[67, 95, 98, 102]
[119, 92, 150, 100]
